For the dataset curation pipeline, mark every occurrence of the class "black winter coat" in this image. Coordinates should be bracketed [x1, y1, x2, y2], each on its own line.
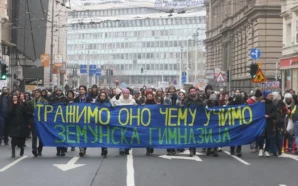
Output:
[8, 104, 29, 138]
[73, 96, 93, 103]
[264, 99, 277, 136]
[49, 95, 69, 104]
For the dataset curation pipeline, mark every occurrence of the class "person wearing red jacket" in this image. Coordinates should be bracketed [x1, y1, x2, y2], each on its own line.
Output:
[247, 89, 263, 104]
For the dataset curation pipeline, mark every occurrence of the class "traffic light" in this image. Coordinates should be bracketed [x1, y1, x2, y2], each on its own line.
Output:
[0, 64, 8, 80]
[226, 70, 229, 82]
[250, 63, 259, 79]
[105, 69, 109, 76]
[110, 69, 113, 76]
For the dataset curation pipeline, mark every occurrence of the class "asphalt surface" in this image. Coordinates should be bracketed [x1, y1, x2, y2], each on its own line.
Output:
[0, 139, 297, 186]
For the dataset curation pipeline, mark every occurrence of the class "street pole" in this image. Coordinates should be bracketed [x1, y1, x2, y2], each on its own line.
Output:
[180, 47, 183, 88]
[195, 34, 198, 80]
[49, 0, 54, 87]
[186, 40, 189, 83]
[87, 49, 90, 88]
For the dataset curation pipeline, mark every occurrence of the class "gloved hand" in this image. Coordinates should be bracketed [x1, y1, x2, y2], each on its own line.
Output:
[116, 94, 121, 100]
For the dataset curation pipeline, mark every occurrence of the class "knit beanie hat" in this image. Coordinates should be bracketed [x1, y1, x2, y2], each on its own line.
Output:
[115, 88, 122, 95]
[122, 88, 130, 94]
[284, 93, 293, 99]
[263, 90, 272, 98]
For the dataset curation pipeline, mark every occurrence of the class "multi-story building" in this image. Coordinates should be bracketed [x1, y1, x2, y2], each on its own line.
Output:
[280, 0, 298, 93]
[204, 0, 282, 92]
[8, 0, 68, 90]
[67, 1, 206, 88]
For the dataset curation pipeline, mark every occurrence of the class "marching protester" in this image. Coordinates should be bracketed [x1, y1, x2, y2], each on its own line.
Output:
[133, 89, 145, 105]
[163, 86, 178, 155]
[67, 90, 75, 103]
[28, 88, 48, 157]
[183, 87, 205, 157]
[144, 90, 156, 156]
[96, 91, 112, 158]
[0, 87, 10, 145]
[19, 93, 30, 146]
[49, 87, 69, 157]
[206, 93, 219, 157]
[229, 94, 245, 157]
[283, 93, 295, 153]
[66, 90, 76, 151]
[176, 89, 186, 107]
[111, 88, 136, 155]
[89, 85, 99, 102]
[155, 88, 164, 104]
[258, 90, 277, 157]
[247, 89, 263, 152]
[73, 85, 93, 157]
[8, 94, 29, 157]
[41, 89, 49, 101]
[272, 91, 287, 155]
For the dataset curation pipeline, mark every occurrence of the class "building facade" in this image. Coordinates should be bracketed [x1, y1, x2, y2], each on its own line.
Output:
[280, 0, 298, 93]
[67, 2, 206, 88]
[204, 0, 282, 92]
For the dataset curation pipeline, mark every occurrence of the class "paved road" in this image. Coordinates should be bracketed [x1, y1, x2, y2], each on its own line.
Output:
[0, 139, 297, 186]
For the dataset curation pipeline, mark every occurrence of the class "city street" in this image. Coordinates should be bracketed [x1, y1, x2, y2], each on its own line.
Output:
[0, 140, 297, 186]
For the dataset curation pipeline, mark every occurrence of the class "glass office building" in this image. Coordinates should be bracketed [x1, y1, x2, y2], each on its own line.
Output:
[67, 2, 206, 87]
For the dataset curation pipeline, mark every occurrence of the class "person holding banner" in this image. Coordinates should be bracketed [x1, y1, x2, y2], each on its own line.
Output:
[8, 94, 29, 157]
[28, 88, 48, 157]
[89, 85, 99, 103]
[144, 90, 156, 156]
[205, 93, 220, 157]
[184, 87, 205, 157]
[163, 86, 179, 155]
[96, 91, 112, 158]
[73, 85, 93, 157]
[229, 94, 245, 157]
[49, 87, 69, 157]
[111, 88, 136, 155]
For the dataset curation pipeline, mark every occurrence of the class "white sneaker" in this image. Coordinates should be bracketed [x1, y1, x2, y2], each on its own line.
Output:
[264, 151, 270, 157]
[258, 149, 264, 157]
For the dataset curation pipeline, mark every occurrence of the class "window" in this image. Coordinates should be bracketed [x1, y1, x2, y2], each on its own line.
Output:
[138, 53, 141, 59]
[287, 23, 292, 46]
[146, 64, 150, 70]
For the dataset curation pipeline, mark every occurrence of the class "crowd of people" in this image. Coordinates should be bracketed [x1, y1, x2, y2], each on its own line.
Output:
[0, 84, 297, 159]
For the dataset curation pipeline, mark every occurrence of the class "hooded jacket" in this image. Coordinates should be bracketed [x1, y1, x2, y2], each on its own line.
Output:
[111, 94, 136, 106]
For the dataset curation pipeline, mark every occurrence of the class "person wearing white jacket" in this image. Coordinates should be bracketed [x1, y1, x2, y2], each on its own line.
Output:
[110, 88, 136, 155]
